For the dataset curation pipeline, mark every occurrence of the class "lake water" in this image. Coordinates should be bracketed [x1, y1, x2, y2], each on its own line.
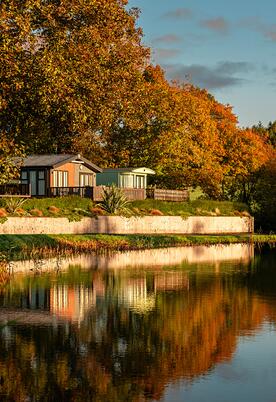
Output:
[0, 244, 275, 401]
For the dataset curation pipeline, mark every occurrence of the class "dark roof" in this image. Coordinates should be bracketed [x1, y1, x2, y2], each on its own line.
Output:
[18, 154, 102, 173]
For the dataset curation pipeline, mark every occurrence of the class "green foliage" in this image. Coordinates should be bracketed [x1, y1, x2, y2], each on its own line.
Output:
[4, 197, 27, 213]
[253, 158, 276, 231]
[0, 133, 25, 185]
[67, 214, 83, 222]
[252, 120, 276, 148]
[0, 234, 59, 258]
[98, 185, 133, 215]
[223, 153, 276, 231]
[0, 217, 8, 225]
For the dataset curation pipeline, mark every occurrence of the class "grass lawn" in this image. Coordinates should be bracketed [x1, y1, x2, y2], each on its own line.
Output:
[130, 199, 249, 217]
[0, 196, 250, 219]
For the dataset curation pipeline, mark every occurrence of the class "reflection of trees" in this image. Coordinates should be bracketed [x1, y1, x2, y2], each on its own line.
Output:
[0, 252, 276, 401]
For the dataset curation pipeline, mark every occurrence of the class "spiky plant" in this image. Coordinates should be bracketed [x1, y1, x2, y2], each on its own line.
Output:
[4, 197, 27, 213]
[98, 185, 133, 216]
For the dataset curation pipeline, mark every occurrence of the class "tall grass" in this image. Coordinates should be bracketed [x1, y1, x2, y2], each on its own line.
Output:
[0, 234, 275, 260]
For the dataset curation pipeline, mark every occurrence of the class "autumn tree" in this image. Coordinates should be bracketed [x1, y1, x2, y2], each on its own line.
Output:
[107, 65, 175, 169]
[107, 66, 224, 195]
[0, 133, 24, 184]
[108, 66, 271, 199]
[0, 0, 149, 157]
[221, 128, 273, 203]
[252, 121, 276, 148]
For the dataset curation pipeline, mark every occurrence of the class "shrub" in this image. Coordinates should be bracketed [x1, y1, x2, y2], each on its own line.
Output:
[150, 209, 164, 216]
[4, 197, 27, 213]
[30, 209, 43, 217]
[15, 208, 26, 216]
[0, 208, 7, 217]
[97, 185, 133, 216]
[89, 207, 106, 216]
[241, 210, 251, 217]
[234, 210, 242, 216]
[48, 206, 61, 214]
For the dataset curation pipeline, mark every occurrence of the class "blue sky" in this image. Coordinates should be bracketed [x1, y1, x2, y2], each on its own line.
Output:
[128, 0, 276, 127]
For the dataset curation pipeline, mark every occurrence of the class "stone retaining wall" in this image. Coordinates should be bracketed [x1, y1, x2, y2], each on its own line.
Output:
[0, 216, 253, 235]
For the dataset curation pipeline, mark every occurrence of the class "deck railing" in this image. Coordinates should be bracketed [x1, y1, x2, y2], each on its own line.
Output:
[47, 186, 93, 198]
[0, 184, 31, 197]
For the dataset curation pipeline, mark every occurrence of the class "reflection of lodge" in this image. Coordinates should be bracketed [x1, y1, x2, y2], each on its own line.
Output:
[118, 278, 155, 313]
[50, 281, 105, 323]
[118, 272, 189, 313]
[2, 278, 106, 324]
[20, 287, 50, 311]
[17, 273, 188, 319]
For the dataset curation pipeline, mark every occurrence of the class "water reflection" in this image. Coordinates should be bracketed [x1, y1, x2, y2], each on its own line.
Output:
[10, 243, 254, 273]
[0, 245, 275, 401]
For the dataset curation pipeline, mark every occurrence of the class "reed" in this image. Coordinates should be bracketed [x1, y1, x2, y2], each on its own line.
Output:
[0, 234, 275, 260]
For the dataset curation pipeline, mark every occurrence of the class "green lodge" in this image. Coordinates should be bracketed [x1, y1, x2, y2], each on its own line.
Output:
[96, 167, 155, 189]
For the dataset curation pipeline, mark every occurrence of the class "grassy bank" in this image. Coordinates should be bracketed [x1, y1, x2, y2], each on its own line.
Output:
[0, 196, 249, 219]
[0, 234, 275, 260]
[130, 199, 249, 217]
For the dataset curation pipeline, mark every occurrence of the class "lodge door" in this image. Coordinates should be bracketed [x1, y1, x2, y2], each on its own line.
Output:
[136, 175, 145, 188]
[29, 170, 46, 196]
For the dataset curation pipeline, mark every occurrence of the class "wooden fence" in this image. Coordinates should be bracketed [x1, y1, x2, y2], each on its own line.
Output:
[93, 187, 188, 202]
[147, 188, 189, 202]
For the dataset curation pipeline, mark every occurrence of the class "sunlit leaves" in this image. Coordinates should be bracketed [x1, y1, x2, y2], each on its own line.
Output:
[0, 133, 25, 184]
[0, 0, 149, 154]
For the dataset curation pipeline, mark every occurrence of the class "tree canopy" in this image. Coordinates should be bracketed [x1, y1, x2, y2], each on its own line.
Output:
[0, 133, 24, 185]
[1, 0, 149, 154]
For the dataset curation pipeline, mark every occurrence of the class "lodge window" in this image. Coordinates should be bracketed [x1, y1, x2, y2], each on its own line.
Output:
[53, 170, 68, 187]
[136, 175, 145, 188]
[80, 173, 93, 186]
[21, 170, 28, 184]
[120, 174, 134, 188]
